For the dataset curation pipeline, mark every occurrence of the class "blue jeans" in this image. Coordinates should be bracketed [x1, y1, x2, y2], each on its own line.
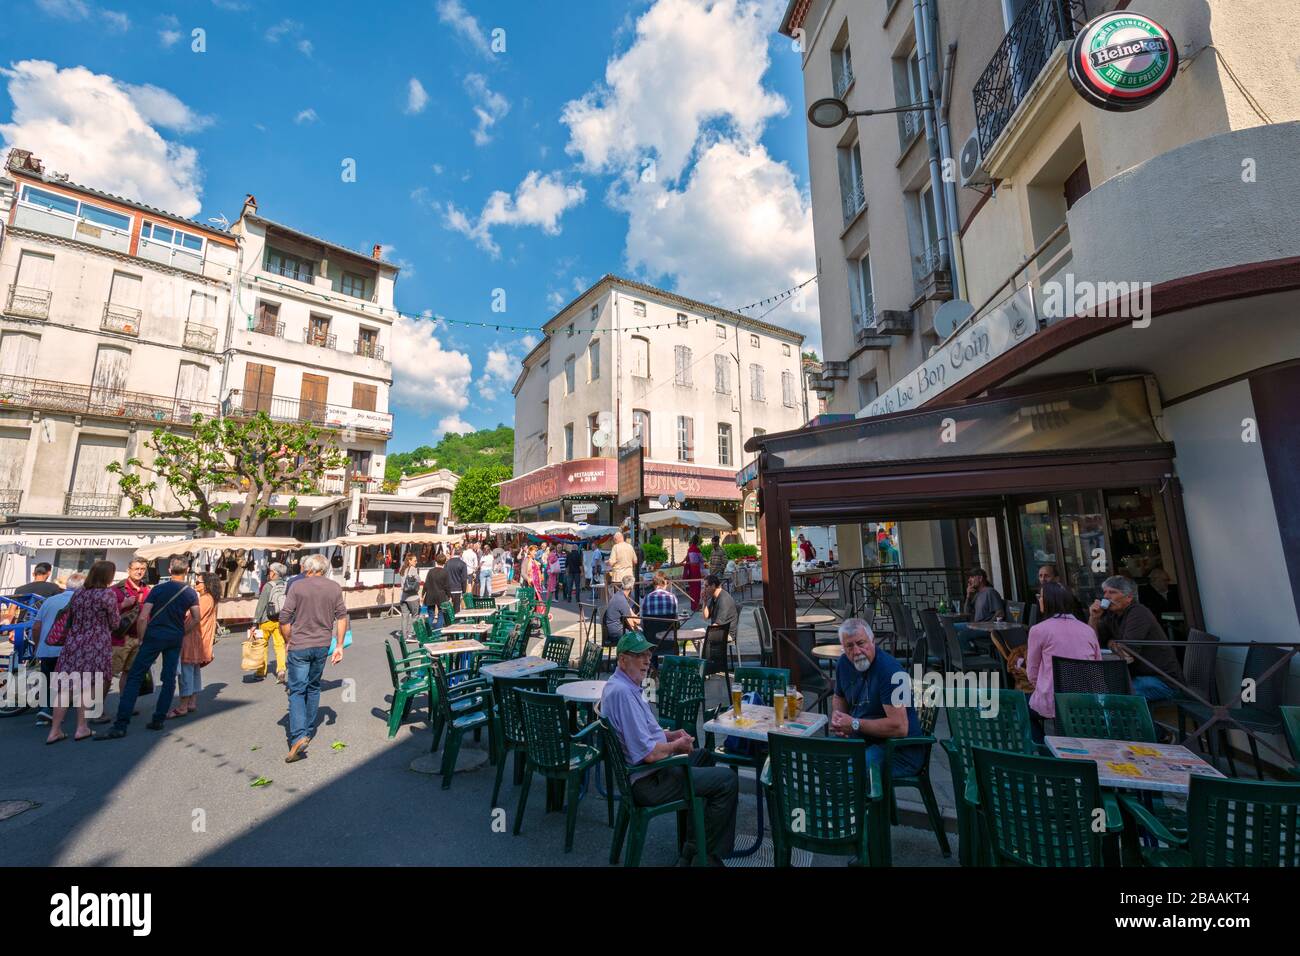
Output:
[114, 637, 182, 729]
[1132, 675, 1176, 701]
[479, 569, 492, 594]
[425, 606, 447, 629]
[866, 740, 926, 777]
[178, 663, 202, 697]
[286, 646, 329, 744]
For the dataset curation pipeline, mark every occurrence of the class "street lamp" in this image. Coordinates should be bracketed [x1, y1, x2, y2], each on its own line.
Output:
[806, 96, 934, 129]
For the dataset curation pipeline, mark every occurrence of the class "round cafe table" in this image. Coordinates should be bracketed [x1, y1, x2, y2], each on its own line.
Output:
[963, 620, 1018, 632]
[796, 612, 837, 627]
[812, 642, 842, 678]
[557, 680, 606, 706]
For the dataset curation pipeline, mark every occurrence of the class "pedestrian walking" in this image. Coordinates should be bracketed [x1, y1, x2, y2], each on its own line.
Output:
[397, 553, 422, 639]
[249, 562, 288, 682]
[280, 554, 347, 763]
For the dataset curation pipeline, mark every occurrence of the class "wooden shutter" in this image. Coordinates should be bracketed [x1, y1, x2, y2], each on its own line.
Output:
[0, 332, 41, 379]
[243, 362, 275, 413]
[300, 373, 328, 422]
[352, 382, 377, 411]
[684, 416, 694, 462]
[16, 251, 54, 290]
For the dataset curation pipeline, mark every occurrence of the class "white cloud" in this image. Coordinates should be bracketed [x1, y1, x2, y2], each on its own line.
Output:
[546, 290, 566, 310]
[436, 0, 491, 57]
[561, 0, 785, 182]
[378, 244, 415, 278]
[405, 77, 428, 115]
[478, 334, 537, 401]
[101, 9, 129, 32]
[159, 29, 182, 48]
[294, 108, 318, 125]
[36, 0, 130, 31]
[390, 314, 474, 417]
[463, 73, 509, 146]
[434, 414, 475, 439]
[266, 19, 311, 55]
[431, 163, 444, 175]
[0, 60, 203, 217]
[123, 83, 213, 133]
[443, 170, 586, 257]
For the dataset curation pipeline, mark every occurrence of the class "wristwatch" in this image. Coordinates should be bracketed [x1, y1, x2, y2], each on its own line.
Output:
[850, 718, 861, 734]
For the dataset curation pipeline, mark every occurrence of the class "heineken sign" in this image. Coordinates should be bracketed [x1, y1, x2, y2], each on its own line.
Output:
[1068, 12, 1178, 112]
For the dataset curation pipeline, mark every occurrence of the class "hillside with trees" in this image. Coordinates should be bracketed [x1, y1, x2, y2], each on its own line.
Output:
[385, 425, 513, 482]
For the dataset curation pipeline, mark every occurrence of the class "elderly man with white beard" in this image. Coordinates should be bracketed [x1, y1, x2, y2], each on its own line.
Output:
[828, 618, 925, 775]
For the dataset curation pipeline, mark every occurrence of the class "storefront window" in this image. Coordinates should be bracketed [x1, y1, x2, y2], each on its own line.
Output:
[1017, 499, 1058, 595]
[1056, 491, 1107, 607]
[51, 548, 107, 582]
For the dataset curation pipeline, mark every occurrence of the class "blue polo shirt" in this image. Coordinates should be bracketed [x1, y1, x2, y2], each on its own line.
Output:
[835, 647, 924, 773]
[600, 667, 665, 782]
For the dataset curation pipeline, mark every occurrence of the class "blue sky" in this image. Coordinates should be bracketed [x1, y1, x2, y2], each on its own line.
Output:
[0, 0, 820, 453]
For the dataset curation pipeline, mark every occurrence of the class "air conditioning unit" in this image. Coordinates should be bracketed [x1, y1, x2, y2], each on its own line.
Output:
[959, 132, 990, 189]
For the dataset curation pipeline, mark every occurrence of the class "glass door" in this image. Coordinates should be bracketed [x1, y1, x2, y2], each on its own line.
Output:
[1056, 491, 1107, 608]
[1014, 498, 1058, 599]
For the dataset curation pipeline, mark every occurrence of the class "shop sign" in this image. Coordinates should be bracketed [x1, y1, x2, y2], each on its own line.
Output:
[860, 286, 1036, 418]
[0, 533, 189, 550]
[642, 462, 742, 501]
[498, 458, 618, 510]
[323, 406, 394, 436]
[1068, 12, 1178, 112]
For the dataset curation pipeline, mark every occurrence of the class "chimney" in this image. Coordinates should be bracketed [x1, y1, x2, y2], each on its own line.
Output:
[6, 149, 42, 174]
[372, 243, 383, 260]
[241, 193, 258, 218]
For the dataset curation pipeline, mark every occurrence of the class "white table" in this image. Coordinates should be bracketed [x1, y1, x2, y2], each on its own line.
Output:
[417, 639, 487, 657]
[454, 608, 496, 619]
[557, 680, 606, 705]
[478, 656, 558, 681]
[440, 622, 493, 636]
[703, 704, 827, 742]
[797, 612, 838, 627]
[495, 597, 519, 609]
[812, 644, 843, 659]
[1045, 735, 1225, 794]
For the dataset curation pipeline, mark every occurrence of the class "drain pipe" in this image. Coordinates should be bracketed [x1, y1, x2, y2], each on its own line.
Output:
[937, 40, 969, 300]
[913, 0, 950, 279]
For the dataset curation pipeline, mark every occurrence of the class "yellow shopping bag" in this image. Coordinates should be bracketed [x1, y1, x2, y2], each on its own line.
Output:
[241, 630, 267, 672]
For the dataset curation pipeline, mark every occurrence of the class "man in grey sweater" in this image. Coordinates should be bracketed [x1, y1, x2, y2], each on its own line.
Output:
[280, 554, 347, 763]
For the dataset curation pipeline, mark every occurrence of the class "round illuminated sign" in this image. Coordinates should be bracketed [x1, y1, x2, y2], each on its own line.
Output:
[1068, 12, 1178, 112]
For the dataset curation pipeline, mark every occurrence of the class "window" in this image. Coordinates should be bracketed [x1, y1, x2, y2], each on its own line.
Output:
[352, 382, 378, 411]
[22, 186, 131, 231]
[308, 314, 331, 347]
[1064, 161, 1092, 210]
[918, 184, 940, 273]
[243, 362, 276, 413]
[717, 422, 733, 467]
[714, 354, 731, 394]
[590, 304, 599, 322]
[566, 324, 575, 338]
[340, 272, 368, 299]
[630, 336, 650, 377]
[676, 313, 688, 327]
[265, 249, 314, 283]
[142, 221, 204, 251]
[833, 43, 855, 97]
[174, 361, 208, 409]
[838, 141, 866, 222]
[749, 363, 766, 401]
[676, 416, 694, 462]
[564, 423, 575, 461]
[674, 345, 692, 387]
[632, 301, 646, 318]
[750, 333, 760, 348]
[716, 324, 726, 339]
[632, 409, 650, 456]
[0, 331, 41, 379]
[587, 413, 600, 456]
[858, 373, 879, 408]
[357, 326, 380, 358]
[782, 343, 791, 357]
[745, 511, 757, 531]
[782, 370, 797, 408]
[564, 355, 576, 394]
[587, 339, 600, 381]
[851, 253, 876, 328]
[752, 427, 766, 440]
[300, 373, 328, 422]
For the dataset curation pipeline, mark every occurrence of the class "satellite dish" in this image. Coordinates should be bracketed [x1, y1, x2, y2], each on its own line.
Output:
[933, 299, 974, 340]
[592, 429, 612, 449]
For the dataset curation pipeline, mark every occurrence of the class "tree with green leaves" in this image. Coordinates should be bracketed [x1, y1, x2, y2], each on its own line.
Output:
[109, 411, 346, 544]
[450, 464, 512, 524]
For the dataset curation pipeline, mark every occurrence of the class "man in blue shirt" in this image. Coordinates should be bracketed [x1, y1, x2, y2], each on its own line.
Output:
[601, 631, 737, 865]
[830, 618, 924, 775]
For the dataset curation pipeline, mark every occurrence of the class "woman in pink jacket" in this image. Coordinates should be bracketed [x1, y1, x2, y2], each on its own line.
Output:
[1025, 581, 1100, 726]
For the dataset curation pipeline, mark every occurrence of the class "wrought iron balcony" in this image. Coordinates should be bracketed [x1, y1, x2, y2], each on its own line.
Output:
[64, 492, 123, 517]
[101, 301, 142, 336]
[0, 489, 22, 514]
[834, 61, 855, 99]
[841, 174, 866, 225]
[914, 241, 944, 280]
[0, 373, 217, 424]
[318, 474, 380, 496]
[224, 389, 393, 436]
[184, 321, 217, 351]
[5, 284, 51, 320]
[355, 338, 385, 360]
[250, 318, 285, 337]
[898, 107, 923, 148]
[973, 0, 1088, 155]
[304, 326, 337, 350]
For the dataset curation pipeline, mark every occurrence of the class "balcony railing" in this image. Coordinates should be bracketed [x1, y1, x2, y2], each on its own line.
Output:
[355, 339, 385, 360]
[5, 285, 51, 320]
[318, 474, 380, 496]
[224, 389, 394, 436]
[250, 318, 285, 337]
[0, 374, 218, 424]
[834, 61, 855, 99]
[101, 302, 142, 336]
[841, 174, 866, 225]
[64, 492, 123, 517]
[914, 241, 944, 280]
[0, 489, 22, 514]
[898, 107, 923, 148]
[973, 0, 1088, 155]
[304, 326, 337, 350]
[184, 321, 217, 351]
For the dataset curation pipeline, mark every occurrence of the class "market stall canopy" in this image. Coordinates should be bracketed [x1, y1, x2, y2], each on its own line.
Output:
[456, 522, 522, 534]
[575, 524, 620, 539]
[134, 536, 301, 559]
[635, 510, 732, 532]
[329, 532, 461, 547]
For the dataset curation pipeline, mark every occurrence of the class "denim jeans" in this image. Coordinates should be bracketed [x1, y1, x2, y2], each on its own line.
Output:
[479, 569, 493, 595]
[114, 637, 182, 729]
[286, 646, 329, 744]
[1132, 675, 1176, 701]
[178, 662, 202, 697]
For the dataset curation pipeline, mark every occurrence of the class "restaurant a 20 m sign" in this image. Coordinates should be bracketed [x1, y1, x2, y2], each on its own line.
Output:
[1068, 12, 1178, 112]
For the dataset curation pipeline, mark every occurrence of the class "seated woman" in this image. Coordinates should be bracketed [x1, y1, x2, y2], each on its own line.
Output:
[1025, 581, 1101, 733]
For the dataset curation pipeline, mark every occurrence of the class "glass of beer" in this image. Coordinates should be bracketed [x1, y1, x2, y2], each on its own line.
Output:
[787, 688, 800, 720]
[772, 692, 785, 726]
[731, 687, 743, 717]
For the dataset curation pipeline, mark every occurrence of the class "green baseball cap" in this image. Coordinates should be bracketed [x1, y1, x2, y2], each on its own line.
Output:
[616, 631, 654, 655]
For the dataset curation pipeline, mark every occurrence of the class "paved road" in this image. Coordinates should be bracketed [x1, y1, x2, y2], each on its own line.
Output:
[1, 599, 955, 867]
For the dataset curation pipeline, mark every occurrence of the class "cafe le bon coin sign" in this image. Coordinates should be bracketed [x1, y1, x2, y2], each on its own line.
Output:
[1068, 11, 1177, 112]
[859, 287, 1036, 419]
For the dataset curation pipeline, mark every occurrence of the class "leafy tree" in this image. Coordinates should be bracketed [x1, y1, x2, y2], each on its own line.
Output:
[451, 464, 512, 524]
[385, 425, 513, 481]
[109, 412, 347, 538]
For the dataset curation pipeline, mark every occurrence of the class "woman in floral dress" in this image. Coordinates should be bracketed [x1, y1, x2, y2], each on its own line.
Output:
[48, 560, 119, 744]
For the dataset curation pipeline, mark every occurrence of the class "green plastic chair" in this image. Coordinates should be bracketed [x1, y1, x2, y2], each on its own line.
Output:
[883, 695, 951, 858]
[657, 655, 712, 742]
[490, 674, 547, 808]
[733, 666, 791, 706]
[428, 655, 497, 790]
[477, 624, 527, 670]
[1120, 776, 1300, 866]
[765, 733, 889, 867]
[599, 718, 708, 867]
[1054, 692, 1156, 742]
[440, 600, 455, 625]
[971, 746, 1114, 867]
[383, 640, 432, 738]
[1281, 705, 1300, 780]
[412, 616, 431, 644]
[542, 634, 574, 668]
[513, 689, 605, 852]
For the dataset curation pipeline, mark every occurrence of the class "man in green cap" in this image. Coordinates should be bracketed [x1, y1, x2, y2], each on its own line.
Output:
[601, 630, 737, 864]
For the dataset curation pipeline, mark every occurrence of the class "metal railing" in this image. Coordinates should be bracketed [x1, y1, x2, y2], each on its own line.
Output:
[64, 492, 123, 517]
[250, 318, 285, 337]
[266, 263, 314, 283]
[973, 0, 1088, 155]
[304, 326, 337, 350]
[101, 302, 142, 336]
[318, 474, 380, 496]
[5, 285, 51, 320]
[355, 338, 384, 360]
[183, 321, 217, 351]
[913, 240, 944, 281]
[0, 489, 22, 514]
[841, 174, 866, 224]
[834, 61, 855, 99]
[898, 107, 923, 148]
[0, 373, 217, 424]
[223, 388, 393, 434]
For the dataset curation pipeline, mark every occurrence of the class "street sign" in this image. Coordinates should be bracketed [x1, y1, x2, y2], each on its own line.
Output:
[347, 522, 377, 534]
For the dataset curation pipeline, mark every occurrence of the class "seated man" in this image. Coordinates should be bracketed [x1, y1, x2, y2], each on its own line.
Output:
[639, 571, 679, 669]
[601, 631, 737, 865]
[963, 567, 1006, 622]
[1090, 575, 1184, 701]
[829, 618, 925, 775]
[602, 576, 640, 647]
[702, 574, 739, 639]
